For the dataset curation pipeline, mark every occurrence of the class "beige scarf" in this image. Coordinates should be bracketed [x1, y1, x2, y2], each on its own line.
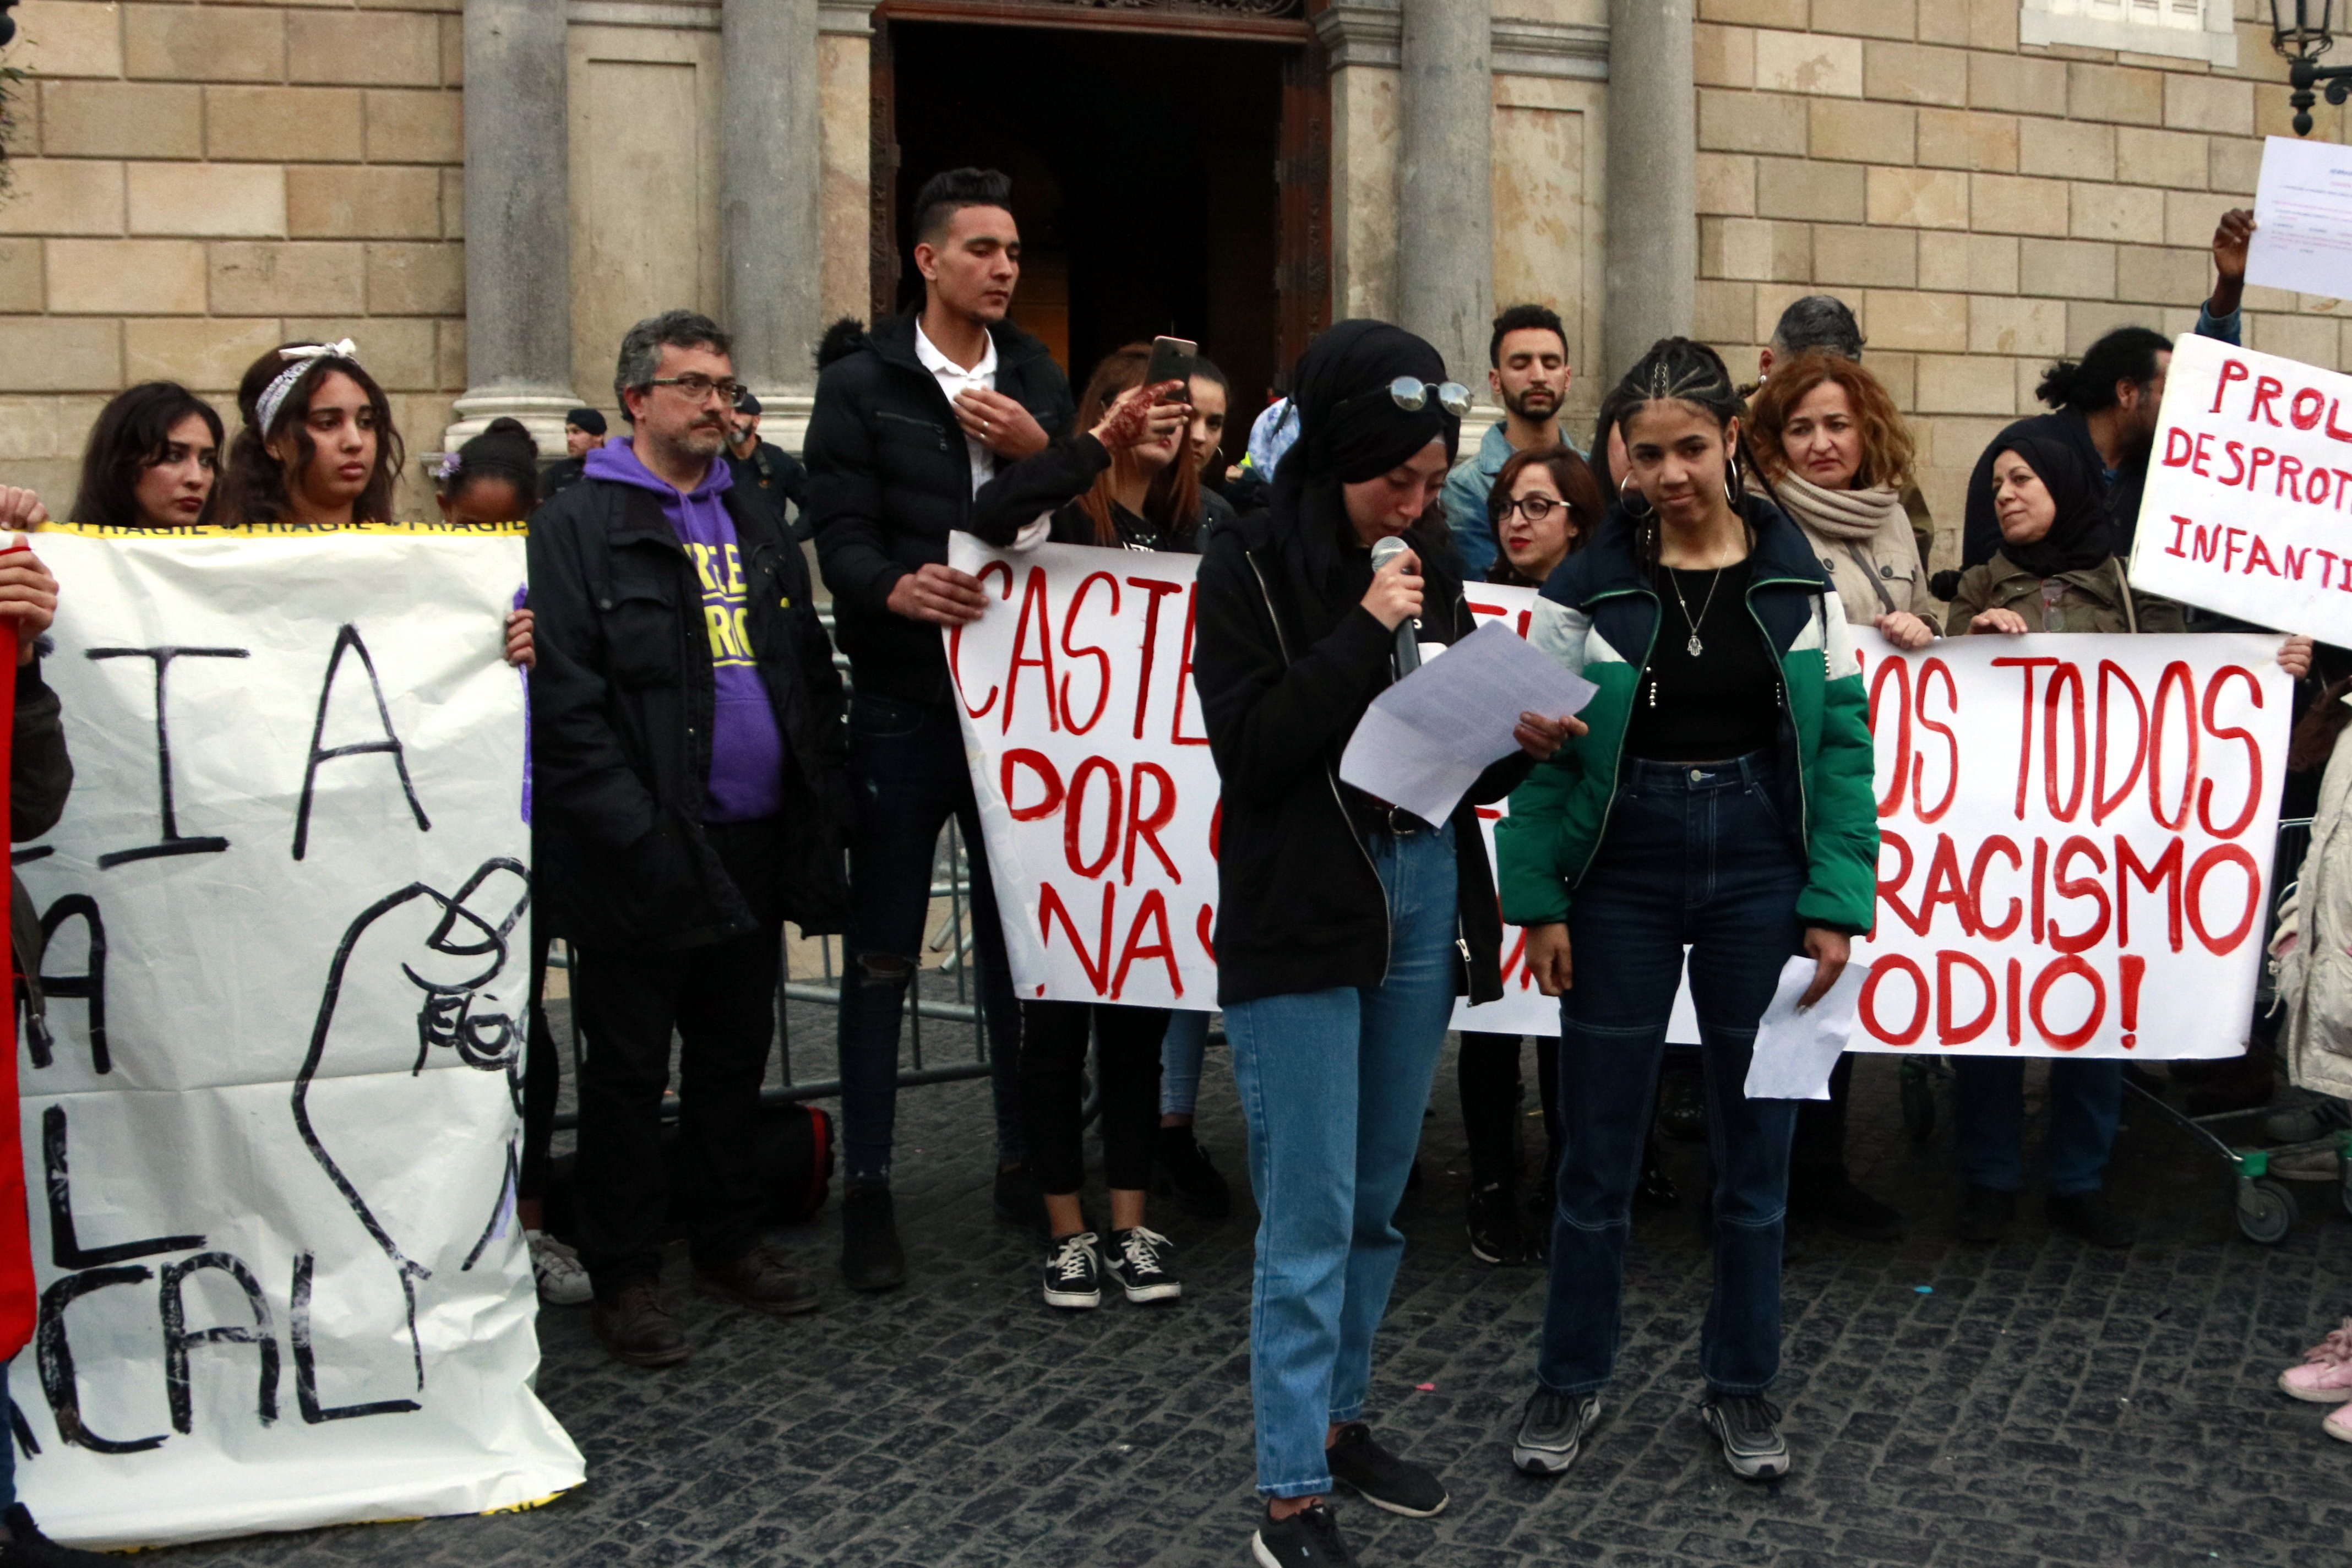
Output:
[1770, 471, 1904, 543]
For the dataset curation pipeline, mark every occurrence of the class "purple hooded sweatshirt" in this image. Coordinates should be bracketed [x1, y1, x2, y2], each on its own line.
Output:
[586, 441, 786, 823]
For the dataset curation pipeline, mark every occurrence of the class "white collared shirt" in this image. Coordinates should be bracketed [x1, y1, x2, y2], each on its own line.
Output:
[914, 318, 999, 495]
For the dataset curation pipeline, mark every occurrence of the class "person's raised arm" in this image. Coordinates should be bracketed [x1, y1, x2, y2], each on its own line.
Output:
[2198, 208, 2253, 346]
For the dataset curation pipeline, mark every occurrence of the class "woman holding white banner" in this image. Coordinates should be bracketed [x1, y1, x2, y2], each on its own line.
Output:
[1191, 319, 1580, 1568]
[965, 343, 1202, 1309]
[1498, 336, 1879, 1486]
[1743, 350, 1935, 1244]
[1946, 433, 2309, 1248]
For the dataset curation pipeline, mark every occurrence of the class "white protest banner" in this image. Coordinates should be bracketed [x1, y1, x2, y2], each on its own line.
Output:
[947, 534, 1219, 1009]
[2130, 333, 2352, 639]
[13, 524, 583, 1549]
[1849, 631, 2287, 1058]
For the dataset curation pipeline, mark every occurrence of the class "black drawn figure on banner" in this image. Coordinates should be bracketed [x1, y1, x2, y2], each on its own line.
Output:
[289, 858, 530, 1402]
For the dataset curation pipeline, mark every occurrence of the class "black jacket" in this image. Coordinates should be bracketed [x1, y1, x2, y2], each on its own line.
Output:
[12, 654, 70, 1047]
[727, 439, 812, 541]
[1961, 409, 2143, 568]
[528, 472, 849, 951]
[537, 455, 587, 505]
[805, 313, 1076, 704]
[1193, 514, 1530, 1007]
[969, 434, 1202, 554]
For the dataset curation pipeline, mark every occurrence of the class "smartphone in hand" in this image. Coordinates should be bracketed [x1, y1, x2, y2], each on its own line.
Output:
[1145, 336, 1197, 398]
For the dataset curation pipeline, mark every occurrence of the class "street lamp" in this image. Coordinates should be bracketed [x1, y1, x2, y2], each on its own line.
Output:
[2274, 0, 2352, 136]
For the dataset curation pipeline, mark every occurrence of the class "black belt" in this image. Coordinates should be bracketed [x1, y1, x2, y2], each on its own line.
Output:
[1347, 797, 1442, 837]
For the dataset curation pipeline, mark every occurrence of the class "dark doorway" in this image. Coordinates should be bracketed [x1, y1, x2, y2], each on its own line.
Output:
[878, 19, 1309, 443]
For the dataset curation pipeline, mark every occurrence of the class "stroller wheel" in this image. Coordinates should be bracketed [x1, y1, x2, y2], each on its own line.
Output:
[1899, 1065, 1936, 1143]
[2238, 1178, 2297, 1245]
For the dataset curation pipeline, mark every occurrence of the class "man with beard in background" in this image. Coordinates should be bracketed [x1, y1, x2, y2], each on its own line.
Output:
[1442, 304, 1578, 577]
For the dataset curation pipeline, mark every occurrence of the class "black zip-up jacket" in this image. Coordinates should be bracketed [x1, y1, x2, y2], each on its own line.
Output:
[1193, 514, 1531, 1007]
[528, 474, 850, 951]
[805, 313, 1076, 705]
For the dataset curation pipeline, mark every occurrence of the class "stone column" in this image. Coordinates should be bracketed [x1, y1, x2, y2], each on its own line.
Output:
[1603, 0, 1695, 385]
[1396, 0, 1491, 390]
[444, 0, 579, 456]
[723, 0, 824, 453]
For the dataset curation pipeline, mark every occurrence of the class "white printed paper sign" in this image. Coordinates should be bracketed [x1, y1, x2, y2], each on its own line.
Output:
[12, 526, 582, 1549]
[1849, 633, 2286, 1058]
[2131, 333, 2352, 639]
[948, 538, 2285, 1059]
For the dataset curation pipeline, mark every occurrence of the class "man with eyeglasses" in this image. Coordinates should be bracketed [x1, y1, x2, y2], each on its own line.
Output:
[804, 166, 1078, 1293]
[529, 308, 851, 1367]
[1441, 304, 1580, 579]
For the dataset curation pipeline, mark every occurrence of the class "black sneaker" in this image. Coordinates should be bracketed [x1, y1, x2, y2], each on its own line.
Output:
[841, 1183, 906, 1292]
[1788, 1169, 1904, 1242]
[1467, 1182, 1531, 1265]
[1956, 1184, 2016, 1244]
[1700, 1392, 1790, 1480]
[0, 1505, 115, 1567]
[1325, 1421, 1449, 1518]
[590, 1280, 689, 1368]
[1107, 1224, 1182, 1303]
[1153, 1123, 1234, 1218]
[2048, 1190, 2132, 1249]
[1042, 1231, 1103, 1309]
[1512, 1386, 1602, 1476]
[1251, 1503, 1356, 1568]
[994, 1162, 1046, 1231]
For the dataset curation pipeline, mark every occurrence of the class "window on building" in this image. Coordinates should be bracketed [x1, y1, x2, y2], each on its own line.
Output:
[2018, 0, 2240, 63]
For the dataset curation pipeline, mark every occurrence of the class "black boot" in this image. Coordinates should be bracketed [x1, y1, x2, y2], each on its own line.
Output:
[841, 1183, 907, 1291]
[1151, 1122, 1233, 1218]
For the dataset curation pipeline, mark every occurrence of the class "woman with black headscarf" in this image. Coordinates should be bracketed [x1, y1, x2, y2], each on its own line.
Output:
[1948, 434, 2309, 1252]
[1193, 320, 1583, 1568]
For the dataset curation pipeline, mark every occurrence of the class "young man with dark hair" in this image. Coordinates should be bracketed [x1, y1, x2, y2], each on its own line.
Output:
[1959, 209, 2254, 569]
[805, 167, 1076, 1292]
[531, 309, 850, 1366]
[535, 407, 607, 503]
[1441, 303, 1577, 575]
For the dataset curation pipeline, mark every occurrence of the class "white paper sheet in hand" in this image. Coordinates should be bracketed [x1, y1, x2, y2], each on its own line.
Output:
[2247, 134, 2352, 303]
[1743, 955, 1869, 1101]
[1338, 622, 1596, 825]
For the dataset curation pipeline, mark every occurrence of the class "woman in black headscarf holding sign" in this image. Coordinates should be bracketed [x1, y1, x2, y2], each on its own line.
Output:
[1193, 320, 1583, 1568]
[1949, 434, 2307, 1251]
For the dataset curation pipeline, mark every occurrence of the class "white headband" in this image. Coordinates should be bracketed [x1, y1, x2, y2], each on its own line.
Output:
[255, 339, 360, 434]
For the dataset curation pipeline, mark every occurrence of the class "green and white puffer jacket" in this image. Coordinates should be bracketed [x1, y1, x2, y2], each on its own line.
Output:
[1496, 496, 1880, 934]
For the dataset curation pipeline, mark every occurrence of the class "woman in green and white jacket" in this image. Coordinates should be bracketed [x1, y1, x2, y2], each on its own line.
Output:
[1496, 338, 1877, 1487]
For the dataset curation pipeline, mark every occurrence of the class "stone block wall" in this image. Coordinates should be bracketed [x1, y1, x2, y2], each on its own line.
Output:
[1692, 0, 2344, 571]
[0, 0, 466, 519]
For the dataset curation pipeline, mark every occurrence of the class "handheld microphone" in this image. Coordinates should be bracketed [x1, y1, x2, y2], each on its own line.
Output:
[1370, 535, 1421, 677]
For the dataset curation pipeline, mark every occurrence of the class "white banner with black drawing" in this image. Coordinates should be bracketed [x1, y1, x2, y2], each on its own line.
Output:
[10, 524, 582, 1549]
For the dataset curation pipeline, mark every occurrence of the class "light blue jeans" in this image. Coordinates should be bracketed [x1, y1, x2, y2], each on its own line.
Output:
[1226, 823, 1458, 1498]
[1160, 1009, 1211, 1117]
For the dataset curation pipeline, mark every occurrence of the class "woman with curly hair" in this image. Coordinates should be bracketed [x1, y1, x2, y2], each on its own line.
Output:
[216, 341, 405, 527]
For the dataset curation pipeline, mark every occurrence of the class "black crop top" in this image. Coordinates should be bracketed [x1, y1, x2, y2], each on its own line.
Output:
[1623, 559, 1781, 762]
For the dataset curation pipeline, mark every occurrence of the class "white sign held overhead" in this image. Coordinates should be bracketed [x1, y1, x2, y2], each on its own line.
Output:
[13, 525, 582, 1550]
[2130, 334, 2352, 640]
[2246, 133, 2352, 304]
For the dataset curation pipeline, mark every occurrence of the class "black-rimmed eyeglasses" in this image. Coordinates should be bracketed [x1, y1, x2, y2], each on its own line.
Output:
[1496, 494, 1562, 522]
[645, 374, 747, 405]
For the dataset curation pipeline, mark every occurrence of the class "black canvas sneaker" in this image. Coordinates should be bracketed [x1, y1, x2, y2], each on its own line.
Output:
[1041, 1231, 1103, 1309]
[1107, 1224, 1182, 1303]
[1325, 1422, 1449, 1518]
[1251, 1503, 1357, 1568]
[1512, 1387, 1602, 1476]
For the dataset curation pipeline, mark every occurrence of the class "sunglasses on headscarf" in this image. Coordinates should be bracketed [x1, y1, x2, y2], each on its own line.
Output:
[1335, 375, 1473, 420]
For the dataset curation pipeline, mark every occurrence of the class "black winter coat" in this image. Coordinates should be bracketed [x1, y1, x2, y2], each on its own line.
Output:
[1192, 515, 1531, 1007]
[528, 475, 850, 951]
[805, 313, 1076, 705]
[968, 433, 1202, 554]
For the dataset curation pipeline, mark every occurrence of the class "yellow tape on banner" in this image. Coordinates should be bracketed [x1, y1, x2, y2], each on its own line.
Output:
[28, 520, 529, 538]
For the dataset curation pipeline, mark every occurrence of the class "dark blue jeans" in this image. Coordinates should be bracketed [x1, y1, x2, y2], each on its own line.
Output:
[1540, 756, 1806, 1398]
[836, 693, 1023, 1186]
[1953, 1058, 2124, 1196]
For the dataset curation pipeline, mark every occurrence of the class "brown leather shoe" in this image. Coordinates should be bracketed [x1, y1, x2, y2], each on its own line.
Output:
[693, 1247, 821, 1316]
[591, 1280, 690, 1367]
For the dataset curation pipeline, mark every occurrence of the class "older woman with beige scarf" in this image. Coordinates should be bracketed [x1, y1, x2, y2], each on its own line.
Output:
[1741, 347, 1929, 1245]
[1747, 350, 1937, 653]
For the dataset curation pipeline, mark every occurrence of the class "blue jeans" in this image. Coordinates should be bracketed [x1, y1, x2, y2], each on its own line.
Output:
[836, 693, 1023, 1186]
[1160, 1009, 1210, 1118]
[1953, 1058, 2123, 1196]
[1227, 823, 1458, 1499]
[1540, 757, 1806, 1398]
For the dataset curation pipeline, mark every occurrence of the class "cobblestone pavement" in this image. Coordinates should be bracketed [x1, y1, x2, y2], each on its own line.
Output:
[150, 992, 2352, 1568]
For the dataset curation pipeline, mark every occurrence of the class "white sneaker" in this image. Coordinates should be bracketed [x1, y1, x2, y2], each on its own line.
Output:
[529, 1229, 593, 1305]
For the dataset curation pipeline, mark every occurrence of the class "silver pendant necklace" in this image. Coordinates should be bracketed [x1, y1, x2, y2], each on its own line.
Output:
[1667, 564, 1726, 658]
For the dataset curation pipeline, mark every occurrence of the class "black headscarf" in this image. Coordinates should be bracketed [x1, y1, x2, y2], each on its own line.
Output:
[1268, 319, 1461, 640]
[1993, 433, 2115, 578]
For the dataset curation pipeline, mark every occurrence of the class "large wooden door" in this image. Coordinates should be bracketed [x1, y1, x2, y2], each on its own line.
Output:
[869, 20, 901, 322]
[1273, 37, 1332, 393]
